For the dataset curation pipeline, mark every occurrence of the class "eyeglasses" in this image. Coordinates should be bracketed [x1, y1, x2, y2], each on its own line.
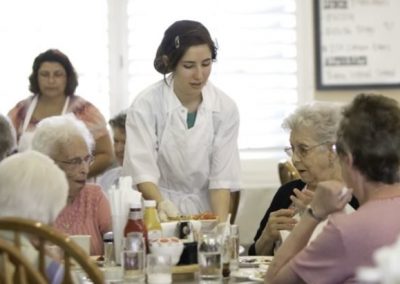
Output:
[284, 142, 330, 158]
[56, 154, 94, 168]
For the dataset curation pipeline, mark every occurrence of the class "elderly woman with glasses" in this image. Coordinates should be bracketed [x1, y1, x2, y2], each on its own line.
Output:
[31, 114, 112, 255]
[266, 94, 400, 283]
[248, 102, 359, 256]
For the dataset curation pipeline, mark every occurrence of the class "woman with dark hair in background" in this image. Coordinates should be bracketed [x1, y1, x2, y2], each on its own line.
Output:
[8, 49, 113, 177]
[123, 20, 241, 221]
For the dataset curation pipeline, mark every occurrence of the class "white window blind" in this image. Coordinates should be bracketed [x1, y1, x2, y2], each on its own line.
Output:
[0, 0, 109, 118]
[126, 0, 298, 150]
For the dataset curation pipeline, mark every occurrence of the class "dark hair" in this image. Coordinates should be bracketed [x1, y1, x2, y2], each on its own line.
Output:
[337, 93, 400, 183]
[153, 20, 217, 77]
[29, 49, 78, 96]
[109, 111, 127, 130]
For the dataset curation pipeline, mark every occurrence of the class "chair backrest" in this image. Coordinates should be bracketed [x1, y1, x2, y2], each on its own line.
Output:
[278, 160, 300, 185]
[0, 217, 104, 284]
[0, 238, 47, 284]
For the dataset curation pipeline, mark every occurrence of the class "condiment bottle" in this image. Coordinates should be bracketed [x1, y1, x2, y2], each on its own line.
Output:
[124, 203, 148, 251]
[143, 200, 162, 241]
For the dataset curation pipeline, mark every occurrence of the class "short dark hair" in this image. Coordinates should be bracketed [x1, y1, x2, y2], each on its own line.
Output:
[153, 20, 217, 77]
[109, 111, 127, 130]
[337, 93, 400, 183]
[29, 49, 78, 96]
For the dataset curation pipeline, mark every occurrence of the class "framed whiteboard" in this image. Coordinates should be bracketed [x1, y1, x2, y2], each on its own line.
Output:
[314, 0, 400, 90]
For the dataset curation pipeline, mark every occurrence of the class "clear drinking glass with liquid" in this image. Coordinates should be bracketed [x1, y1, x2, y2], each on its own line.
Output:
[121, 232, 146, 283]
[198, 231, 222, 282]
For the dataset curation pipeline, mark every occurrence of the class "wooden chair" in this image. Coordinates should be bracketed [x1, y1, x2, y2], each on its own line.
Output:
[278, 159, 301, 185]
[0, 238, 47, 284]
[0, 217, 104, 284]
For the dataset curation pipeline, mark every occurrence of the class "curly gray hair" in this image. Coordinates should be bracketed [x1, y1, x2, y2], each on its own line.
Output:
[31, 114, 94, 158]
[0, 114, 16, 161]
[282, 102, 343, 143]
[0, 151, 68, 224]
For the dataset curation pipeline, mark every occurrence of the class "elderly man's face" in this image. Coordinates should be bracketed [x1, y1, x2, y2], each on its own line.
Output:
[289, 126, 335, 189]
[53, 135, 91, 202]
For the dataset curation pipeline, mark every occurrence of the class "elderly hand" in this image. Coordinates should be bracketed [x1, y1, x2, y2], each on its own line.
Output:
[310, 181, 353, 220]
[289, 188, 314, 213]
[157, 199, 180, 222]
[262, 208, 297, 240]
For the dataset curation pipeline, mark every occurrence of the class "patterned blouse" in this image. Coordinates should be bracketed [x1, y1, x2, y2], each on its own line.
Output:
[8, 94, 108, 141]
[53, 183, 112, 255]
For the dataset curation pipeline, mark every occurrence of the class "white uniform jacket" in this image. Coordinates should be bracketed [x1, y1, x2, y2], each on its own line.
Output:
[122, 78, 241, 215]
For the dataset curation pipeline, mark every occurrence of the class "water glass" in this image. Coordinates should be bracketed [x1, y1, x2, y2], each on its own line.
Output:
[198, 231, 222, 282]
[146, 254, 172, 284]
[121, 232, 145, 283]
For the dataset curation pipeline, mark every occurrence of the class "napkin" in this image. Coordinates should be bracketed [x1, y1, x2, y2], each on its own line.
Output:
[107, 175, 142, 264]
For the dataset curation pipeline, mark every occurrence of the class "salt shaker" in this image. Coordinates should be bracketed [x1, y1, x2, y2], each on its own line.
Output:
[103, 231, 115, 267]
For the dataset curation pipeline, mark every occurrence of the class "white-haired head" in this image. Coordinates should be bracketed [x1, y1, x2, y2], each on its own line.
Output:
[0, 150, 68, 224]
[31, 114, 94, 158]
[282, 102, 343, 144]
[0, 114, 16, 161]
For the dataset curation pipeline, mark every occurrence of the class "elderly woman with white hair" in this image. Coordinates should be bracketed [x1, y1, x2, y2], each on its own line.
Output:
[266, 94, 400, 283]
[0, 114, 17, 161]
[249, 102, 359, 256]
[31, 114, 112, 255]
[0, 150, 68, 282]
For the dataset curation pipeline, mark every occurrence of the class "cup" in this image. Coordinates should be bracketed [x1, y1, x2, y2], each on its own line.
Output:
[121, 232, 145, 283]
[198, 231, 222, 281]
[146, 254, 172, 284]
[70, 235, 91, 255]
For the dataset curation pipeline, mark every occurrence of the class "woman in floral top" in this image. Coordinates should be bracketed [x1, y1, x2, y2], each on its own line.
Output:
[8, 49, 113, 178]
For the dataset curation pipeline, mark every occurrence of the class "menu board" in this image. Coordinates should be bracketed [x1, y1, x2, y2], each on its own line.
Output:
[314, 0, 400, 89]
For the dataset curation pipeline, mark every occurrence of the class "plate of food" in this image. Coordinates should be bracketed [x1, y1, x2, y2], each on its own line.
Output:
[239, 256, 273, 268]
[231, 267, 267, 282]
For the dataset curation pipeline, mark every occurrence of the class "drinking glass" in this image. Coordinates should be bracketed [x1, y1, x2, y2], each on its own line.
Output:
[121, 232, 145, 283]
[198, 231, 222, 282]
[146, 254, 172, 284]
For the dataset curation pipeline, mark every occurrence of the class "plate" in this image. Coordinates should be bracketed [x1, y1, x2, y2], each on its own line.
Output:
[231, 268, 259, 279]
[231, 268, 267, 282]
[249, 274, 264, 282]
[239, 256, 273, 267]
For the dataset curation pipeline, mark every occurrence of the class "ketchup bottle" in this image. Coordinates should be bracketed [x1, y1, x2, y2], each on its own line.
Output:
[124, 203, 148, 251]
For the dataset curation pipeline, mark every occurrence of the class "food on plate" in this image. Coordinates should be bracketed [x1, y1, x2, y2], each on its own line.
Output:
[167, 212, 217, 221]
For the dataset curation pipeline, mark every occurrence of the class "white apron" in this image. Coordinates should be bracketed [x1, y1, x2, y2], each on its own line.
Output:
[18, 96, 70, 151]
[157, 107, 214, 215]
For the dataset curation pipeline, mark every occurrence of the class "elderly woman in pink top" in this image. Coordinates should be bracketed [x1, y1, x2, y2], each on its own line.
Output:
[31, 114, 112, 255]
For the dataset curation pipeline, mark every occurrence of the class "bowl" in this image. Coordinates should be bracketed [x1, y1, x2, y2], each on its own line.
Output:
[149, 237, 184, 265]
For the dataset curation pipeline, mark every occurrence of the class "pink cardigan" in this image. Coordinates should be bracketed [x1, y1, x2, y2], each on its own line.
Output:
[54, 183, 112, 255]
